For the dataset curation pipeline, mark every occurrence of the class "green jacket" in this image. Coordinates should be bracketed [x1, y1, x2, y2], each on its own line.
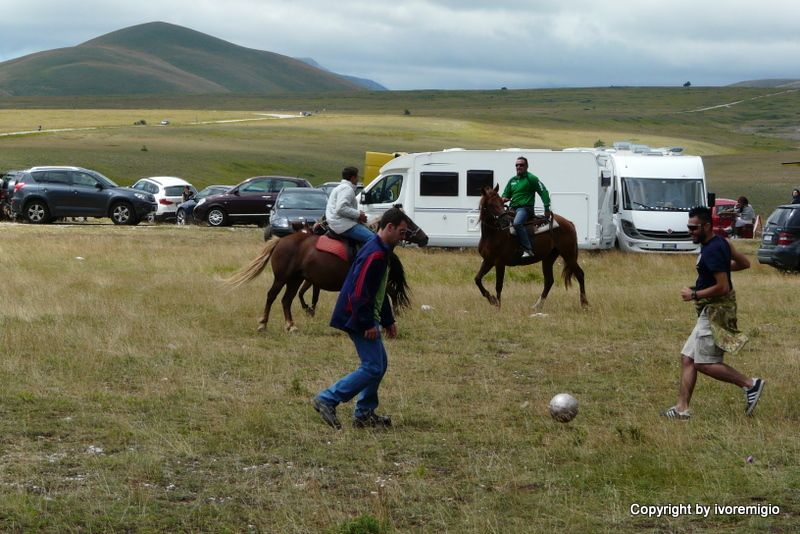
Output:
[502, 172, 551, 209]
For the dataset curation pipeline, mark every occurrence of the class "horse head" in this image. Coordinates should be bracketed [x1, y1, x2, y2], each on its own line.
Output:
[479, 185, 510, 226]
[368, 204, 428, 247]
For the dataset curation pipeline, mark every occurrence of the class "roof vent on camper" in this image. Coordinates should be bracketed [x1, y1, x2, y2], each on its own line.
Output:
[668, 146, 684, 154]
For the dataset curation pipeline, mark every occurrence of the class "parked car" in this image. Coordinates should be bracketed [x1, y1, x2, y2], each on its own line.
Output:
[131, 176, 196, 222]
[757, 204, 800, 271]
[711, 198, 738, 237]
[193, 175, 312, 227]
[175, 185, 233, 225]
[10, 166, 156, 225]
[264, 187, 329, 239]
[318, 181, 365, 197]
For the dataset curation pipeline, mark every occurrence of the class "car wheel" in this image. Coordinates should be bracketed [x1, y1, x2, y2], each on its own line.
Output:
[24, 200, 50, 224]
[263, 224, 272, 241]
[207, 208, 228, 227]
[110, 202, 138, 225]
[176, 209, 187, 226]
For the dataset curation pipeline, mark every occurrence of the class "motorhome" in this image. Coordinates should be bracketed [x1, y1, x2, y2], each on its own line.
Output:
[359, 144, 708, 252]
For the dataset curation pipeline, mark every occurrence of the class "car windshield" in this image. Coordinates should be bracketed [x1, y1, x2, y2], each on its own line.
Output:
[92, 171, 118, 188]
[197, 186, 230, 200]
[277, 191, 328, 209]
[622, 177, 704, 211]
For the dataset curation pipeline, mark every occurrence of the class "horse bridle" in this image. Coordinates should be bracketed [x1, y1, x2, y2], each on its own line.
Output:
[480, 202, 513, 231]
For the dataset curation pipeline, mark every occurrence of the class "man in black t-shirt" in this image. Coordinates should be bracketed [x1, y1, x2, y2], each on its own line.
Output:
[661, 207, 765, 420]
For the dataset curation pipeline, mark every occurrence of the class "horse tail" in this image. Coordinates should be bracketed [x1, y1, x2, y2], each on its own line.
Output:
[224, 236, 281, 289]
[557, 216, 579, 290]
[387, 251, 411, 312]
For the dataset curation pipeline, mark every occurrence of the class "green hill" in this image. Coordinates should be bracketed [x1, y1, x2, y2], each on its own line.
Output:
[0, 21, 365, 96]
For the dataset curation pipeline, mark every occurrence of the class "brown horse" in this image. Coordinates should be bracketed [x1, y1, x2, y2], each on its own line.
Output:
[475, 185, 588, 309]
[226, 220, 428, 332]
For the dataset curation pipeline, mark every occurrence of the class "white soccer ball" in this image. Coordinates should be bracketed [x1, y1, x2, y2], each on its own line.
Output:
[548, 393, 579, 423]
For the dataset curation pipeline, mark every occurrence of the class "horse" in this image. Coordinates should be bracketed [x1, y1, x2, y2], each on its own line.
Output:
[226, 218, 428, 332]
[475, 185, 588, 309]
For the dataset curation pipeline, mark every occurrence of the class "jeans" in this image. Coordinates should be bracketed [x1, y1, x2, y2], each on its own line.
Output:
[513, 206, 534, 251]
[341, 223, 374, 244]
[316, 332, 388, 418]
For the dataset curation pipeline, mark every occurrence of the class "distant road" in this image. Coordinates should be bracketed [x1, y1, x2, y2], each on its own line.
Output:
[682, 88, 798, 113]
[0, 113, 305, 137]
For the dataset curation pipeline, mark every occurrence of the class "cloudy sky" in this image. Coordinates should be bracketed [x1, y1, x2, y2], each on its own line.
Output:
[1, 0, 798, 90]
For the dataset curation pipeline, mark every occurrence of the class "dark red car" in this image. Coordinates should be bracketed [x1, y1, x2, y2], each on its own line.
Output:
[192, 175, 312, 227]
[711, 198, 738, 237]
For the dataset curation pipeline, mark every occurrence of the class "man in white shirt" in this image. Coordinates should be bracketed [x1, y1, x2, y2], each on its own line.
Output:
[326, 166, 374, 243]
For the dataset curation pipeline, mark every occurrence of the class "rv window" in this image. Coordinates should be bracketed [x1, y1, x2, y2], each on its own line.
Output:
[420, 172, 458, 196]
[467, 170, 493, 196]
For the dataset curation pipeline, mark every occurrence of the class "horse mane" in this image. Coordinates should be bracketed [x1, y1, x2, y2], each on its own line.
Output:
[387, 251, 410, 312]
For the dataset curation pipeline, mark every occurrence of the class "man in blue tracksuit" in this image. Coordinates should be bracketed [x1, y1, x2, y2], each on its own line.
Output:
[313, 207, 411, 429]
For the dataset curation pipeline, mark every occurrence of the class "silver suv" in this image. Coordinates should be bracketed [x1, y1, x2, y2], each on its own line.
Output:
[10, 166, 157, 225]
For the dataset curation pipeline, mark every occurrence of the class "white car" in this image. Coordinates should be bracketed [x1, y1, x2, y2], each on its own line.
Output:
[131, 176, 196, 222]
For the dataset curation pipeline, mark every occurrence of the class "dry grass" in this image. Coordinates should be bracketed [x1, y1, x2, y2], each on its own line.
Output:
[0, 222, 797, 532]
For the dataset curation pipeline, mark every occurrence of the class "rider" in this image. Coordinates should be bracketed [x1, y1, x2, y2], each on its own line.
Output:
[326, 166, 374, 244]
[502, 157, 552, 258]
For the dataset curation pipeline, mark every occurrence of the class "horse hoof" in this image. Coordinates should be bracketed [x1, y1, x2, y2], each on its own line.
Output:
[487, 296, 499, 307]
[285, 324, 298, 333]
[257, 324, 266, 332]
[303, 308, 316, 318]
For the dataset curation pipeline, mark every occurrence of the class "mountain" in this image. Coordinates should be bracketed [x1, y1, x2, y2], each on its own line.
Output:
[728, 79, 800, 88]
[297, 57, 387, 91]
[0, 22, 365, 96]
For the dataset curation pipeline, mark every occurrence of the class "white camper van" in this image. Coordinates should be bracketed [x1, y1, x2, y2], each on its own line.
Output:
[596, 143, 707, 252]
[359, 145, 708, 251]
[360, 149, 615, 249]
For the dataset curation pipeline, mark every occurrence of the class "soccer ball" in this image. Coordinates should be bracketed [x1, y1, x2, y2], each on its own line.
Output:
[548, 393, 578, 423]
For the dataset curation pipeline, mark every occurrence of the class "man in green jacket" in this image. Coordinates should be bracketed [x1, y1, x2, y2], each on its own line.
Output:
[502, 157, 552, 258]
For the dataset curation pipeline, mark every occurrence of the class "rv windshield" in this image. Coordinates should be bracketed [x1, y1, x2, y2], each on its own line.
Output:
[363, 174, 403, 204]
[621, 177, 704, 211]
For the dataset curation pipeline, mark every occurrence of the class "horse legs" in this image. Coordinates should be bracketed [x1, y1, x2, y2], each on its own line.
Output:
[281, 275, 304, 332]
[259, 277, 286, 332]
[299, 279, 319, 317]
[532, 250, 558, 311]
[475, 258, 500, 307]
[573, 262, 589, 308]
[495, 264, 506, 307]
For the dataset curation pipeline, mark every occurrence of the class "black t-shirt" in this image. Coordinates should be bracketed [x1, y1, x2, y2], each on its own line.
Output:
[695, 235, 732, 291]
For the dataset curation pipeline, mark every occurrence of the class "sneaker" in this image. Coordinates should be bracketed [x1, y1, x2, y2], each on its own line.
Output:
[745, 378, 765, 416]
[521, 250, 533, 259]
[312, 398, 342, 430]
[660, 406, 691, 420]
[353, 411, 392, 429]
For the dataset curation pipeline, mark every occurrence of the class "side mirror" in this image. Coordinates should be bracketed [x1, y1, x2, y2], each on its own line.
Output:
[360, 191, 369, 204]
[95, 183, 104, 190]
[707, 192, 716, 208]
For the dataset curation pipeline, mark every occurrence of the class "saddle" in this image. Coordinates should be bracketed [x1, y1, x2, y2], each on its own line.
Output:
[507, 210, 559, 236]
[315, 231, 359, 263]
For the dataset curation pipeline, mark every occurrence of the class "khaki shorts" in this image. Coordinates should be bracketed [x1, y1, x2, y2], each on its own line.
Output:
[681, 308, 724, 364]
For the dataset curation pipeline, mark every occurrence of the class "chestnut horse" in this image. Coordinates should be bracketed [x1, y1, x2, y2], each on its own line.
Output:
[226, 220, 428, 332]
[475, 185, 588, 309]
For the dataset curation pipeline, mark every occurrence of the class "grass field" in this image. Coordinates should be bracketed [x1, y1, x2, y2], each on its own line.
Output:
[0, 222, 798, 532]
[1, 88, 799, 531]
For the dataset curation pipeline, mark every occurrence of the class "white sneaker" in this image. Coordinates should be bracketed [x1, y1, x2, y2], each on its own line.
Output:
[521, 250, 533, 259]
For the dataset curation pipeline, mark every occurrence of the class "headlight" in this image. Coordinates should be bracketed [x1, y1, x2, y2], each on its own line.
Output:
[196, 198, 206, 208]
[621, 219, 641, 238]
[134, 193, 147, 200]
[272, 216, 289, 228]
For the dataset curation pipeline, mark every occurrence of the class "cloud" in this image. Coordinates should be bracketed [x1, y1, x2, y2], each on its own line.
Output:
[0, 0, 798, 89]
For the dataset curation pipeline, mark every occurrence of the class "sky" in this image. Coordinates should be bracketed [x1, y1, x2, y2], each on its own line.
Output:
[1, 0, 798, 90]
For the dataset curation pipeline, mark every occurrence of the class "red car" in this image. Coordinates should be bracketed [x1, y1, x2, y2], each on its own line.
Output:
[712, 198, 754, 238]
